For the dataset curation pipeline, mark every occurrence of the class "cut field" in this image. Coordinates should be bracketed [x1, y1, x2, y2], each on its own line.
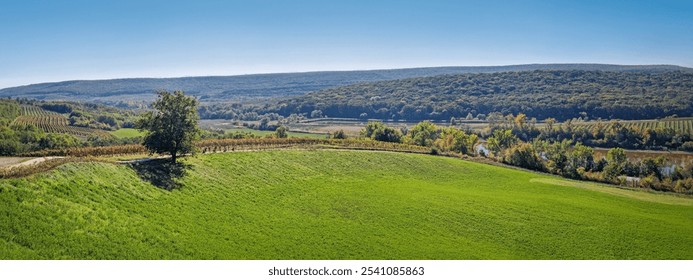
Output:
[0, 150, 691, 259]
[110, 128, 145, 138]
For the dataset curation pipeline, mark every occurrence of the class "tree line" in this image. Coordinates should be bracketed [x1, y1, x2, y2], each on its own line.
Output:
[356, 119, 693, 194]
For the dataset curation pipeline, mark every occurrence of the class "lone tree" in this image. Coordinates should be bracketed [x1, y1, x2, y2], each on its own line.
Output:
[274, 125, 288, 138]
[136, 90, 201, 163]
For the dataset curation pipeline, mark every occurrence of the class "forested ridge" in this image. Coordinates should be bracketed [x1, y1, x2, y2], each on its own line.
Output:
[265, 70, 693, 121]
[1, 64, 689, 109]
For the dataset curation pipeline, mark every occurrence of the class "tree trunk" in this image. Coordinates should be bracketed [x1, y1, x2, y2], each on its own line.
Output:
[171, 142, 178, 163]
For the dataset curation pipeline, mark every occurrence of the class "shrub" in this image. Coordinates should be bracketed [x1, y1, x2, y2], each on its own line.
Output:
[404, 121, 439, 147]
[503, 143, 545, 171]
[674, 178, 693, 193]
[330, 129, 347, 139]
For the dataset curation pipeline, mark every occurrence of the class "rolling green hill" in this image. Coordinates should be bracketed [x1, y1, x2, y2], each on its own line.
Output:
[1, 150, 691, 259]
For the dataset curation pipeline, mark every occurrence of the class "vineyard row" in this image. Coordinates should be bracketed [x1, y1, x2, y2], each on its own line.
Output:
[12, 115, 112, 138]
[571, 119, 693, 135]
[22, 138, 432, 157]
[20, 105, 61, 117]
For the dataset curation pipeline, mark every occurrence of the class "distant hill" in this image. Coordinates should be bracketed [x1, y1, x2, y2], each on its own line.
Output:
[1, 64, 690, 106]
[263, 70, 693, 121]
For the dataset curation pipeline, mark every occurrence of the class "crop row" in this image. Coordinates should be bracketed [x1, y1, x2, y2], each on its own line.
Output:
[572, 118, 693, 135]
[21, 105, 60, 117]
[23, 138, 432, 157]
[12, 115, 112, 138]
[14, 115, 68, 127]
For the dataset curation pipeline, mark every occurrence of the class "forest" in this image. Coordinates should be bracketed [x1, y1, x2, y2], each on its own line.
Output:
[258, 70, 693, 121]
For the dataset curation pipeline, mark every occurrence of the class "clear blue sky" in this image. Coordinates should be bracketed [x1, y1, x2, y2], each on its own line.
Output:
[1, 0, 692, 88]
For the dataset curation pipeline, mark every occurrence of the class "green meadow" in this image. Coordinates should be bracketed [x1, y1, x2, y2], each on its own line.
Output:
[110, 128, 145, 138]
[0, 150, 691, 259]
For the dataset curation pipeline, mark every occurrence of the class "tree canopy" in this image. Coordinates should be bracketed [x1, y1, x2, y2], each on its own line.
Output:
[136, 91, 201, 162]
[265, 70, 693, 121]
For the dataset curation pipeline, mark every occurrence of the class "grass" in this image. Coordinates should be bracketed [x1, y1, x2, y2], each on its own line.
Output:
[0, 150, 691, 259]
[225, 127, 328, 139]
[110, 128, 145, 138]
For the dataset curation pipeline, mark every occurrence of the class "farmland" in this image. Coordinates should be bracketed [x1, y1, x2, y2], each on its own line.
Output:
[110, 128, 145, 138]
[287, 118, 466, 136]
[199, 120, 329, 138]
[0, 150, 691, 259]
[572, 117, 693, 135]
[20, 105, 60, 117]
[11, 105, 113, 138]
[225, 127, 327, 139]
[285, 117, 693, 137]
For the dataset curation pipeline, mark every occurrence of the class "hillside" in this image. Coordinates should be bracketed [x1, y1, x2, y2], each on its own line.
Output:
[266, 70, 693, 121]
[1, 150, 691, 259]
[1, 64, 690, 107]
[0, 99, 143, 156]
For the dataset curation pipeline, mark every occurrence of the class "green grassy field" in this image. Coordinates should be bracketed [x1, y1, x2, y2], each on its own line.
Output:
[110, 128, 145, 138]
[0, 150, 691, 259]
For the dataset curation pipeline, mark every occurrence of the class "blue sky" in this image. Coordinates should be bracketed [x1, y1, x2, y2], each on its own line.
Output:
[1, 0, 692, 88]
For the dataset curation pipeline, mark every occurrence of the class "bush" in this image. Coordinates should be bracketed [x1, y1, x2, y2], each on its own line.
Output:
[274, 126, 288, 138]
[638, 175, 659, 189]
[681, 141, 693, 152]
[674, 178, 693, 193]
[362, 121, 401, 143]
[330, 129, 347, 139]
[404, 121, 439, 147]
[372, 127, 402, 143]
[503, 143, 545, 171]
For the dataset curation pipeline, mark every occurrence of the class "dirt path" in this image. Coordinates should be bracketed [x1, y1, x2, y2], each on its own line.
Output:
[0, 157, 32, 168]
[116, 155, 170, 164]
[0, 156, 65, 169]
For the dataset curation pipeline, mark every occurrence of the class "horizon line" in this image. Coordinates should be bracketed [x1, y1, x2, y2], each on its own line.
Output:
[2, 62, 691, 90]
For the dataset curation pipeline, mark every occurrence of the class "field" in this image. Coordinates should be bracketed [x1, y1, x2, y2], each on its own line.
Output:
[20, 105, 60, 117]
[290, 118, 477, 136]
[199, 120, 329, 138]
[110, 128, 145, 138]
[1, 150, 691, 259]
[225, 127, 328, 139]
[12, 105, 113, 138]
[200, 117, 693, 138]
[571, 117, 693, 134]
[288, 117, 693, 136]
